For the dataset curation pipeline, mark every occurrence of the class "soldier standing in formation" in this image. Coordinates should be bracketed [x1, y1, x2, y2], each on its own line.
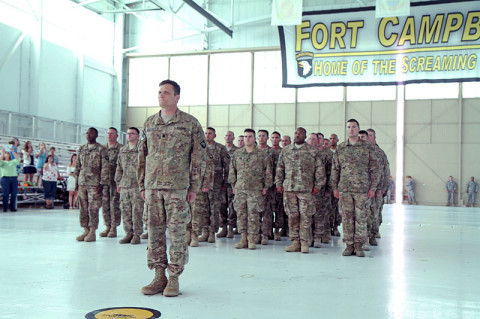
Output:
[445, 176, 457, 206]
[281, 135, 291, 148]
[237, 135, 245, 148]
[115, 127, 144, 244]
[276, 127, 325, 254]
[466, 177, 478, 207]
[138, 79, 206, 297]
[329, 133, 342, 237]
[367, 128, 390, 244]
[75, 127, 109, 242]
[257, 130, 274, 245]
[100, 127, 123, 238]
[330, 119, 379, 257]
[222, 131, 239, 238]
[386, 176, 395, 204]
[229, 129, 273, 250]
[406, 176, 416, 205]
[270, 131, 284, 241]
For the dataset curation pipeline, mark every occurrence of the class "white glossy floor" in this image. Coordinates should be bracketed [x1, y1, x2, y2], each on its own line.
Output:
[1, 204, 479, 319]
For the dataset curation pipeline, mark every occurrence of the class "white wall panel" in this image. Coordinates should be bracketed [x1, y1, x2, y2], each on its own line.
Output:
[82, 66, 114, 129]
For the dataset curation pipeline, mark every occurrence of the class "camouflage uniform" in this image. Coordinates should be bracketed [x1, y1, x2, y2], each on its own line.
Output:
[275, 143, 326, 246]
[446, 180, 457, 205]
[74, 142, 109, 229]
[190, 149, 215, 236]
[270, 147, 285, 233]
[198, 142, 229, 235]
[223, 145, 239, 229]
[329, 149, 342, 231]
[102, 142, 122, 228]
[259, 146, 275, 240]
[466, 180, 478, 206]
[229, 146, 273, 242]
[372, 144, 390, 236]
[138, 109, 206, 277]
[330, 139, 380, 246]
[115, 143, 144, 237]
[312, 149, 333, 242]
[406, 178, 416, 204]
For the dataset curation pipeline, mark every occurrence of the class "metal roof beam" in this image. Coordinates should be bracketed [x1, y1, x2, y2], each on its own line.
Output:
[182, 0, 232, 38]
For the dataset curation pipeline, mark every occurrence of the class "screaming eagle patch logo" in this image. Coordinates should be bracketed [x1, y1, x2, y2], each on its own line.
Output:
[296, 52, 314, 78]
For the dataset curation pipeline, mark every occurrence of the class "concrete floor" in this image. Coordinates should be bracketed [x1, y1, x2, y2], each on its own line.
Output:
[0, 204, 479, 319]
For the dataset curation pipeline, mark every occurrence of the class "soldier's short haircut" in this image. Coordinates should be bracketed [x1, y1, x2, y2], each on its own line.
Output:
[272, 131, 281, 137]
[128, 127, 140, 134]
[317, 132, 324, 138]
[108, 127, 118, 133]
[88, 127, 98, 136]
[258, 129, 269, 136]
[239, 135, 244, 138]
[159, 79, 181, 95]
[359, 130, 368, 136]
[244, 128, 256, 135]
[297, 127, 306, 135]
[367, 128, 376, 136]
[347, 118, 360, 127]
[207, 127, 216, 133]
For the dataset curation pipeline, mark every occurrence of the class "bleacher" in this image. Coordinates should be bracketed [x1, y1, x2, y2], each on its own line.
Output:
[0, 134, 81, 207]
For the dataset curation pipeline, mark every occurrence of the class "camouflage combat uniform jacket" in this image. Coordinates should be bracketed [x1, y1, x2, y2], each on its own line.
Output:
[105, 142, 122, 185]
[137, 109, 206, 193]
[74, 142, 109, 187]
[275, 143, 326, 192]
[228, 146, 273, 191]
[115, 143, 140, 188]
[207, 142, 230, 190]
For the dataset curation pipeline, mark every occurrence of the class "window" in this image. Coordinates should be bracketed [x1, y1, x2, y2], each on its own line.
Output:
[128, 57, 168, 107]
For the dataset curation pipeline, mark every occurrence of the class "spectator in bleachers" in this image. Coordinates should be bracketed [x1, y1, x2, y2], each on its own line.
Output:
[8, 138, 22, 175]
[43, 155, 59, 209]
[49, 147, 59, 165]
[66, 154, 78, 209]
[35, 142, 47, 186]
[22, 142, 37, 183]
[1, 148, 21, 212]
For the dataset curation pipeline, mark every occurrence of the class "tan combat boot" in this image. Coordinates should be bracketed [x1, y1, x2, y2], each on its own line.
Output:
[119, 233, 133, 244]
[76, 227, 89, 241]
[285, 240, 301, 252]
[342, 244, 354, 256]
[313, 238, 322, 248]
[216, 226, 227, 238]
[333, 226, 341, 237]
[190, 232, 199, 247]
[354, 243, 365, 257]
[261, 235, 269, 245]
[363, 241, 370, 251]
[141, 232, 148, 239]
[234, 233, 248, 249]
[84, 227, 96, 242]
[141, 268, 168, 295]
[248, 235, 256, 250]
[369, 237, 378, 246]
[321, 235, 330, 244]
[198, 231, 209, 242]
[376, 232, 381, 238]
[107, 226, 117, 238]
[99, 226, 111, 237]
[208, 231, 215, 243]
[131, 235, 141, 244]
[186, 230, 191, 245]
[274, 228, 281, 241]
[301, 241, 309, 253]
[226, 225, 234, 238]
[163, 276, 179, 297]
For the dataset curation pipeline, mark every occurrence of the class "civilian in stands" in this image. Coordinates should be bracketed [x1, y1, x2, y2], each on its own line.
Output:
[22, 141, 36, 183]
[1, 148, 20, 212]
[43, 155, 59, 209]
[66, 154, 78, 209]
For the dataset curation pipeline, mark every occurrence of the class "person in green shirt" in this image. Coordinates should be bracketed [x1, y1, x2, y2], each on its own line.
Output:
[1, 149, 21, 212]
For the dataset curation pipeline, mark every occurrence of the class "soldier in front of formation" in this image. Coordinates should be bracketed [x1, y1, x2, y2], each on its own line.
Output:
[330, 119, 379, 257]
[466, 176, 478, 207]
[446, 176, 457, 207]
[115, 127, 144, 245]
[138, 79, 206, 297]
[228, 129, 273, 250]
[100, 127, 123, 238]
[276, 127, 325, 254]
[75, 127, 109, 242]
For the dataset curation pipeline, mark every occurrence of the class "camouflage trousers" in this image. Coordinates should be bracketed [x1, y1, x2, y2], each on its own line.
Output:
[120, 187, 144, 236]
[273, 191, 285, 229]
[233, 190, 265, 239]
[467, 191, 476, 205]
[407, 190, 416, 203]
[78, 185, 102, 228]
[329, 196, 342, 228]
[190, 191, 208, 235]
[283, 191, 314, 244]
[145, 188, 190, 277]
[339, 192, 368, 245]
[366, 197, 380, 239]
[143, 201, 148, 230]
[447, 191, 455, 205]
[102, 183, 121, 227]
[197, 189, 221, 233]
[261, 188, 276, 238]
[225, 184, 237, 227]
[313, 195, 332, 239]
